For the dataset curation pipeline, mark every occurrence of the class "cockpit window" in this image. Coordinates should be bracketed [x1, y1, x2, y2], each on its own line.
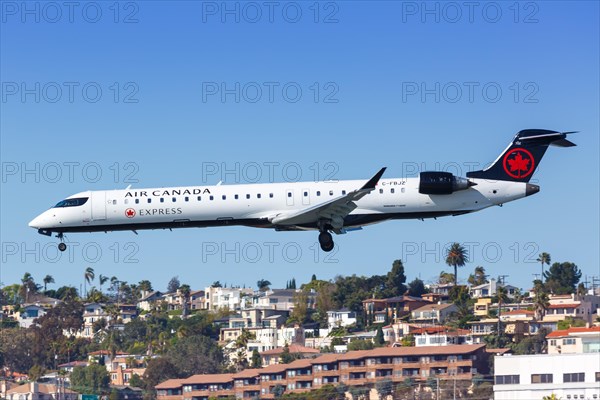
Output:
[54, 197, 89, 208]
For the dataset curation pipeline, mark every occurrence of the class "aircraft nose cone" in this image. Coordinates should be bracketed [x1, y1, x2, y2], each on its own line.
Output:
[526, 183, 540, 196]
[29, 215, 43, 229]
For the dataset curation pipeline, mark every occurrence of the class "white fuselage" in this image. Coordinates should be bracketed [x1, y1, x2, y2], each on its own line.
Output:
[29, 177, 529, 234]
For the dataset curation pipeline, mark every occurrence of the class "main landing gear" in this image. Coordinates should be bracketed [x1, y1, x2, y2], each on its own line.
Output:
[57, 233, 67, 252]
[318, 231, 334, 252]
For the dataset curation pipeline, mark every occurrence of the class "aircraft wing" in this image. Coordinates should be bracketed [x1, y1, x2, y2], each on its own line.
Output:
[269, 168, 386, 230]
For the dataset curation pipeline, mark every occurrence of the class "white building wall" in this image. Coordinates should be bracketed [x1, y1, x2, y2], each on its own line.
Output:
[494, 353, 600, 400]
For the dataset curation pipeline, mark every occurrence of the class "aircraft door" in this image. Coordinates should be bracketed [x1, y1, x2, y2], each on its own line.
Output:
[91, 191, 107, 220]
[286, 189, 294, 206]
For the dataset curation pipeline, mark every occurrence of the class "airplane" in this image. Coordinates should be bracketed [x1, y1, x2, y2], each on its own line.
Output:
[29, 129, 575, 252]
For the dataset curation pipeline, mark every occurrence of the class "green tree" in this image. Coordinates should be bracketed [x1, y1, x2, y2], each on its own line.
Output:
[385, 260, 407, 297]
[167, 276, 180, 293]
[129, 373, 144, 388]
[468, 266, 488, 286]
[544, 262, 582, 294]
[166, 335, 223, 376]
[43, 275, 55, 292]
[375, 378, 393, 398]
[257, 279, 271, 292]
[347, 340, 374, 351]
[70, 364, 110, 395]
[142, 358, 180, 394]
[532, 280, 550, 321]
[179, 284, 191, 318]
[272, 384, 285, 398]
[251, 348, 262, 368]
[438, 271, 455, 285]
[536, 252, 551, 279]
[407, 278, 427, 297]
[446, 243, 468, 286]
[374, 326, 385, 346]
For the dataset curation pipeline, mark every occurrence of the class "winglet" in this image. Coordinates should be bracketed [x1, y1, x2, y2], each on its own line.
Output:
[361, 167, 386, 191]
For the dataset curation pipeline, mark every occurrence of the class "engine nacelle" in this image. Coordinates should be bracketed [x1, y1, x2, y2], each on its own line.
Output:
[419, 171, 474, 195]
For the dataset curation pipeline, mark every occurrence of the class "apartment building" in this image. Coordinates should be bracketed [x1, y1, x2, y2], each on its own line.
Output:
[156, 344, 489, 400]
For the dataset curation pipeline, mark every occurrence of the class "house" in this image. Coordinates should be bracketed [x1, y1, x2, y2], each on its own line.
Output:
[260, 344, 320, 366]
[474, 298, 492, 316]
[58, 361, 88, 374]
[110, 365, 146, 386]
[253, 289, 316, 311]
[4, 382, 78, 400]
[363, 296, 432, 324]
[190, 290, 205, 310]
[412, 326, 473, 346]
[156, 344, 490, 400]
[17, 304, 46, 328]
[546, 326, 600, 354]
[326, 308, 357, 329]
[137, 291, 163, 312]
[543, 293, 600, 325]
[204, 286, 254, 311]
[411, 303, 458, 324]
[470, 279, 519, 299]
[494, 350, 600, 399]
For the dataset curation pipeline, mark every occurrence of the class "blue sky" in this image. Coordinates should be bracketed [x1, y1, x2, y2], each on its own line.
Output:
[1, 1, 598, 294]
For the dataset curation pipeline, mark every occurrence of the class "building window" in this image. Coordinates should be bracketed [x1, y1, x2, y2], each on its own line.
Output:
[596, 371, 600, 382]
[531, 374, 553, 383]
[563, 338, 576, 345]
[495, 375, 520, 384]
[563, 373, 584, 383]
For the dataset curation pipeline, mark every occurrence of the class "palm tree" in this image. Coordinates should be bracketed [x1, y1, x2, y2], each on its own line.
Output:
[533, 280, 550, 321]
[83, 267, 95, 297]
[98, 275, 109, 293]
[496, 285, 509, 337]
[468, 266, 487, 286]
[446, 243, 468, 286]
[536, 252, 551, 280]
[179, 284, 191, 318]
[43, 275, 55, 292]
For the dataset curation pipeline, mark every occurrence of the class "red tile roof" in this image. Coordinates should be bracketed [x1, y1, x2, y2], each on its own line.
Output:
[546, 326, 600, 338]
[155, 379, 187, 389]
[182, 373, 234, 385]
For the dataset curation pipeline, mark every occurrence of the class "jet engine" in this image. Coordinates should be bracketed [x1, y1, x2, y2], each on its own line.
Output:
[418, 171, 475, 195]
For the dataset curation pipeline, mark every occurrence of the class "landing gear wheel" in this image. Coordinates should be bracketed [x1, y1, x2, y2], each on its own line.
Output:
[318, 231, 334, 252]
[58, 242, 67, 252]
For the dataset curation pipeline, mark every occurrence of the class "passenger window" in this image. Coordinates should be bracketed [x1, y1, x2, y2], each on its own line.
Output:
[160, 198, 164, 203]
[210, 196, 214, 201]
[147, 198, 152, 204]
[288, 192, 292, 197]
[113, 200, 117, 205]
[391, 188, 395, 194]
[172, 197, 176, 202]
[257, 194, 261, 199]
[235, 194, 239, 200]
[222, 195, 226, 200]
[342, 190, 346, 195]
[197, 196, 201, 201]
[246, 194, 250, 199]
[317, 191, 321, 196]
[185, 196, 189, 202]
[379, 189, 383, 194]
[401, 188, 405, 193]
[304, 191, 308, 197]
[269, 193, 273, 198]
[329, 190, 333, 196]
[135, 199, 139, 204]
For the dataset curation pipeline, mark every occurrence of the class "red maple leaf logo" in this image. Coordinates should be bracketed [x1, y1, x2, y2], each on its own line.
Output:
[125, 208, 136, 218]
[502, 148, 535, 179]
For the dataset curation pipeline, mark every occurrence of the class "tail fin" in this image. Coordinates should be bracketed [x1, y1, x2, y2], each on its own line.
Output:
[467, 129, 576, 182]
